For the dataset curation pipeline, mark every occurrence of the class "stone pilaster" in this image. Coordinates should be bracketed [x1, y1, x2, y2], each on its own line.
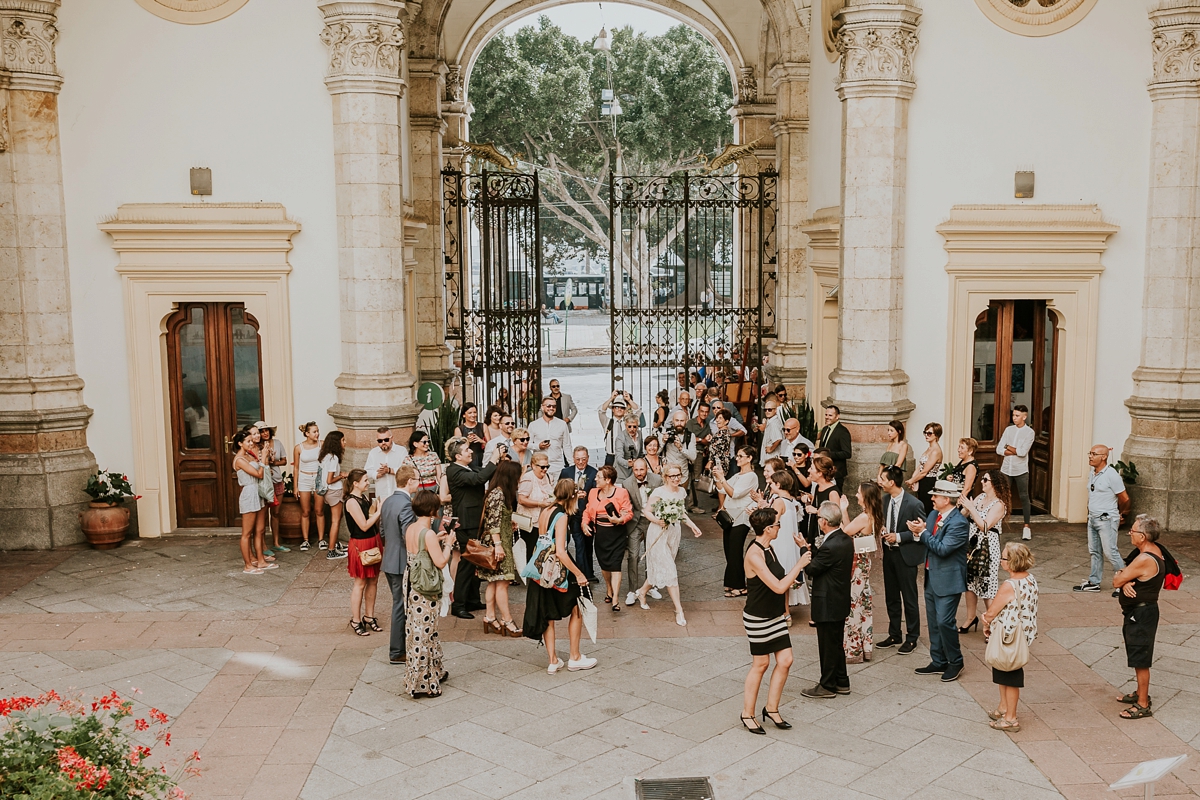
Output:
[829, 0, 919, 488]
[0, 0, 97, 548]
[319, 0, 420, 462]
[1123, 2, 1200, 529]
[408, 57, 453, 385]
[766, 62, 811, 396]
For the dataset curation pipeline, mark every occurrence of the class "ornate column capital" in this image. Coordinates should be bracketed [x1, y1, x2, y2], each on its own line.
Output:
[835, 1, 921, 101]
[0, 0, 61, 94]
[1149, 3, 1200, 98]
[318, 0, 407, 96]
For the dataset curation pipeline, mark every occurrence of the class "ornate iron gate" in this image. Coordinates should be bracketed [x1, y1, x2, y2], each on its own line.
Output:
[443, 169, 543, 422]
[608, 170, 777, 422]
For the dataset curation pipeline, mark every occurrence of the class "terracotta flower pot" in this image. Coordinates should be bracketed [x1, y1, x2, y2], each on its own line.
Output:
[276, 495, 309, 543]
[80, 502, 130, 550]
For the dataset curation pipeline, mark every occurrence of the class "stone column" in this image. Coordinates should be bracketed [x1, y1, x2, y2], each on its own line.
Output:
[407, 57, 453, 385]
[319, 1, 419, 463]
[766, 62, 811, 396]
[0, 0, 97, 548]
[828, 0, 919, 487]
[1123, 2, 1200, 529]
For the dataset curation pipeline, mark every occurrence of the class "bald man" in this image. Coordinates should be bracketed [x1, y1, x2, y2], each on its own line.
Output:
[1075, 445, 1131, 592]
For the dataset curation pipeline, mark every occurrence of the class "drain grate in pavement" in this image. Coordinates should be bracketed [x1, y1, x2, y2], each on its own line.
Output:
[635, 777, 714, 800]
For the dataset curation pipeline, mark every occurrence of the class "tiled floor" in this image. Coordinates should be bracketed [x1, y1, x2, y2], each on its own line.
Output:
[1, 519, 1197, 799]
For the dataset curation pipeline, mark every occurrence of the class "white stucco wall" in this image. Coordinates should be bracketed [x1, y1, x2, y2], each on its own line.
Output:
[57, 0, 341, 481]
[900, 0, 1151, 446]
[807, 0, 842, 214]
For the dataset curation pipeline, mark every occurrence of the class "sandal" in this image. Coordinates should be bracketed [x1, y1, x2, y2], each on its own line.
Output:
[612, 603, 621, 613]
[604, 594, 612, 605]
[724, 588, 735, 598]
[364, 616, 383, 633]
[1117, 692, 1151, 707]
[987, 708, 1004, 721]
[1119, 704, 1153, 720]
[242, 567, 264, 575]
[351, 620, 370, 636]
[989, 718, 1021, 732]
[502, 619, 522, 637]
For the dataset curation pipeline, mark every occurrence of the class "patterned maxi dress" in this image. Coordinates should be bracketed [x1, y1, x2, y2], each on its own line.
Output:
[404, 535, 445, 697]
[844, 531, 875, 662]
[476, 487, 516, 582]
[967, 497, 1002, 600]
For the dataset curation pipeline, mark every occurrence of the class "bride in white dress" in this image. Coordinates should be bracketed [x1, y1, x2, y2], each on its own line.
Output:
[635, 464, 703, 627]
[768, 470, 806, 610]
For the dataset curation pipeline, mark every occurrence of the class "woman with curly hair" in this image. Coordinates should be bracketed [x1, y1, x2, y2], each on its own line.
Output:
[839, 482, 884, 662]
[956, 468, 1012, 633]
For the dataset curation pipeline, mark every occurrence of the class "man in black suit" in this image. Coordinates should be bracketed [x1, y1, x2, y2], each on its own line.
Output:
[380, 466, 418, 664]
[876, 465, 926, 655]
[446, 437, 500, 619]
[816, 404, 852, 492]
[560, 446, 598, 582]
[801, 501, 856, 698]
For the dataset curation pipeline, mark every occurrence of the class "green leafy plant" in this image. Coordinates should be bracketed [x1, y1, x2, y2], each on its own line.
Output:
[0, 689, 199, 799]
[794, 397, 819, 443]
[84, 470, 139, 505]
[427, 394, 461, 463]
[939, 461, 958, 481]
[1114, 460, 1139, 485]
[282, 469, 295, 497]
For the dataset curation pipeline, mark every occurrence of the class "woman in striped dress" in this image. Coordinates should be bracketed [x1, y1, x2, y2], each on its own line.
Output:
[740, 506, 811, 735]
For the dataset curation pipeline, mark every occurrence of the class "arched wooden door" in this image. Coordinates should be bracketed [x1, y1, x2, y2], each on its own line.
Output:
[166, 303, 264, 527]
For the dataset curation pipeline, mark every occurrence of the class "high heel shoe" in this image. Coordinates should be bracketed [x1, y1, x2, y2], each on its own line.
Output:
[483, 617, 501, 635]
[350, 620, 370, 636]
[958, 617, 979, 634]
[363, 616, 382, 633]
[675, 611, 687, 627]
[741, 715, 766, 735]
[762, 707, 792, 730]
[501, 619, 522, 637]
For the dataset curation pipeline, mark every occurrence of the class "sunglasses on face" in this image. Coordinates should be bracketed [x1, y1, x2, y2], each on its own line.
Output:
[550, 385, 560, 389]
[532, 464, 547, 470]
[515, 436, 529, 442]
[378, 438, 391, 443]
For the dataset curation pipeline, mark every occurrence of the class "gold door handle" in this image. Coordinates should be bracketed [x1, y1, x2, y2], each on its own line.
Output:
[224, 436, 234, 454]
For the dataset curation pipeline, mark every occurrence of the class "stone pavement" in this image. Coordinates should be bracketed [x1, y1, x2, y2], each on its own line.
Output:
[0, 520, 1197, 800]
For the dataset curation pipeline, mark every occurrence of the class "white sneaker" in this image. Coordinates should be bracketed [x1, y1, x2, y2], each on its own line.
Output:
[649, 588, 663, 600]
[1022, 526, 1032, 541]
[568, 655, 597, 671]
[547, 659, 565, 674]
[625, 592, 637, 606]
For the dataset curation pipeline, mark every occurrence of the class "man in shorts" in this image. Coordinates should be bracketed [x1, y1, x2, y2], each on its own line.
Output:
[1113, 514, 1166, 720]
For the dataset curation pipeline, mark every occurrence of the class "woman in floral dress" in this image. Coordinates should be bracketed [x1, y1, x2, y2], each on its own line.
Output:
[404, 490, 453, 698]
[478, 460, 522, 635]
[404, 430, 443, 493]
[956, 468, 1011, 633]
[839, 482, 884, 663]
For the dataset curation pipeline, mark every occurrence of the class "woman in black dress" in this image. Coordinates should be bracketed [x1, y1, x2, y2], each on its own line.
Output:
[804, 454, 841, 546]
[741, 507, 810, 734]
[454, 402, 487, 468]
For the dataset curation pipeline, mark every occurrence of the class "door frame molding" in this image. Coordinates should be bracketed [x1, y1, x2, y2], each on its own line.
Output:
[803, 207, 840, 406]
[938, 205, 1117, 523]
[101, 203, 300, 537]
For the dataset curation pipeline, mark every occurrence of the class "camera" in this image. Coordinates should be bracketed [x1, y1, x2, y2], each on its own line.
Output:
[663, 430, 678, 445]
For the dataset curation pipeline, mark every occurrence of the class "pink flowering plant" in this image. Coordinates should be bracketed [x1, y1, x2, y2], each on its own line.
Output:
[0, 689, 199, 799]
[83, 469, 139, 505]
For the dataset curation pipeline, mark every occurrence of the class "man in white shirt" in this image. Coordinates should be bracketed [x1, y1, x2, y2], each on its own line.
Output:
[1075, 445, 1131, 592]
[598, 390, 639, 467]
[672, 390, 697, 419]
[363, 426, 408, 501]
[778, 417, 814, 460]
[528, 395, 572, 467]
[482, 413, 518, 463]
[758, 400, 783, 466]
[995, 405, 1036, 540]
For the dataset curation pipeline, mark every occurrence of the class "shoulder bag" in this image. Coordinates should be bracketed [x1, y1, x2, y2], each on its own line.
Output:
[984, 580, 1030, 672]
[408, 529, 444, 602]
[695, 471, 715, 495]
[463, 538, 501, 571]
[359, 544, 382, 566]
[520, 510, 567, 590]
[255, 459, 275, 502]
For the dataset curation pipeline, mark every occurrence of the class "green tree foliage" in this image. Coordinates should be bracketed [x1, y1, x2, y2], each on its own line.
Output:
[468, 18, 733, 272]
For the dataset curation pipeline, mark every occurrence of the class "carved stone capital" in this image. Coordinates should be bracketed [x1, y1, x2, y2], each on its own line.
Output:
[737, 66, 757, 104]
[0, 0, 61, 93]
[445, 63, 463, 102]
[1150, 4, 1200, 92]
[835, 1, 920, 99]
[318, 1, 406, 96]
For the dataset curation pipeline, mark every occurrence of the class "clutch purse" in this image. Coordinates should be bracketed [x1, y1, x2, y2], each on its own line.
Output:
[853, 535, 877, 554]
[512, 512, 534, 532]
[358, 546, 382, 566]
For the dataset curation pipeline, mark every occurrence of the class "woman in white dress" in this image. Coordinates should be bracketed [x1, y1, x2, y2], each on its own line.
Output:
[768, 470, 805, 611]
[634, 464, 703, 627]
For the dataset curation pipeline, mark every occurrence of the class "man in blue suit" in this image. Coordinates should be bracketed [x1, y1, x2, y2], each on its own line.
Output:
[380, 466, 418, 665]
[907, 479, 971, 682]
[560, 446, 598, 582]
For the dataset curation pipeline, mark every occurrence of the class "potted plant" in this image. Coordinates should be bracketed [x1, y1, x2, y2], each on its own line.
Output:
[80, 469, 138, 549]
[276, 470, 306, 543]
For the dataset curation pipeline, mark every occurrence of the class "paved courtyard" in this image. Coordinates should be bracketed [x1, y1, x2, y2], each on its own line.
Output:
[1, 519, 1198, 800]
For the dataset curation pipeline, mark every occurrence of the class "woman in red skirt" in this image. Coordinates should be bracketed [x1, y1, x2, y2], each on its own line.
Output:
[343, 468, 383, 636]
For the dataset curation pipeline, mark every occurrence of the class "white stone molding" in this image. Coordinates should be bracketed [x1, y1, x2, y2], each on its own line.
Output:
[973, 0, 1099, 38]
[319, 0, 407, 96]
[938, 204, 1117, 523]
[132, 0, 250, 25]
[100, 203, 301, 537]
[0, 0, 60, 93]
[802, 208, 839, 407]
[835, 1, 920, 100]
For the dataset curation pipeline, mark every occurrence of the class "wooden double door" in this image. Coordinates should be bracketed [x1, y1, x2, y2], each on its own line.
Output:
[970, 300, 1057, 513]
[167, 303, 264, 527]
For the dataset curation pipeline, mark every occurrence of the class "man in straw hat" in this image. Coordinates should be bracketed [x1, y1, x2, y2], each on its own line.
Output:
[907, 479, 971, 683]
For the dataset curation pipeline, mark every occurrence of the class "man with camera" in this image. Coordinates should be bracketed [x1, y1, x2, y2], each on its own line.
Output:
[663, 410, 697, 488]
[613, 416, 643, 482]
[599, 390, 640, 468]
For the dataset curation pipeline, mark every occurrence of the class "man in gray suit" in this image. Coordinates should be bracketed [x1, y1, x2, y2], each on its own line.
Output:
[380, 465, 418, 665]
[621, 458, 662, 605]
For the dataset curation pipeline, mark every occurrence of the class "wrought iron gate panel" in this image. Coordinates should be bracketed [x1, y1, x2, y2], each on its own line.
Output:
[609, 170, 777, 421]
[443, 169, 542, 422]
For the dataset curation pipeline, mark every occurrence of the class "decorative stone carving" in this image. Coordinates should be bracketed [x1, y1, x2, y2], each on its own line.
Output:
[737, 66, 757, 104]
[823, 0, 845, 62]
[0, 101, 8, 152]
[1150, 7, 1200, 87]
[836, 26, 918, 87]
[445, 64, 463, 102]
[0, 1, 60, 92]
[318, 1, 407, 96]
[973, 0, 1099, 38]
[132, 0, 250, 25]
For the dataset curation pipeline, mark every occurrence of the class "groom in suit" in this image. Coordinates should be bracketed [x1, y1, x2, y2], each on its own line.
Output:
[876, 465, 927, 655]
[909, 480, 972, 682]
[816, 405, 852, 491]
[560, 446, 598, 582]
[621, 458, 662, 604]
[380, 466, 418, 665]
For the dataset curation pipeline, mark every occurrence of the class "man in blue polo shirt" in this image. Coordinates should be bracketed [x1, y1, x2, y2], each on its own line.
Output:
[1074, 445, 1130, 593]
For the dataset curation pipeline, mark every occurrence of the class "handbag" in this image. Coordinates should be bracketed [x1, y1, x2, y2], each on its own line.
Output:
[520, 510, 567, 590]
[984, 581, 1031, 671]
[358, 546, 382, 566]
[315, 463, 327, 497]
[513, 537, 528, 584]
[512, 512, 534, 532]
[716, 509, 735, 530]
[408, 529, 444, 602]
[696, 472, 715, 494]
[854, 534, 878, 554]
[463, 537, 501, 571]
[255, 462, 275, 502]
[966, 532, 988, 579]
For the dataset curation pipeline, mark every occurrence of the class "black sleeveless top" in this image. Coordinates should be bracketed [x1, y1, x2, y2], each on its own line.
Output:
[948, 459, 977, 487]
[346, 494, 377, 539]
[745, 541, 787, 618]
[1119, 550, 1165, 609]
[461, 422, 485, 468]
[805, 483, 835, 544]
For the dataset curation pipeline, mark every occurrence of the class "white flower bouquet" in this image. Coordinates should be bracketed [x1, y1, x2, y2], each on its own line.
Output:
[651, 497, 687, 526]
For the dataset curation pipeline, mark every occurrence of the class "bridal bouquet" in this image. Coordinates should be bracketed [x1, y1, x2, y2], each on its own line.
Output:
[651, 497, 687, 526]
